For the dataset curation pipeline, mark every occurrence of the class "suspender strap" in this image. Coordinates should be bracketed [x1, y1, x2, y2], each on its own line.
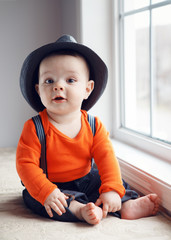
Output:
[87, 113, 96, 136]
[32, 115, 48, 178]
[32, 113, 96, 177]
[87, 113, 96, 167]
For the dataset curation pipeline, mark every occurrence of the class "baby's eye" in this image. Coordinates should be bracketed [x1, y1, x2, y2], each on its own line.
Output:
[45, 79, 54, 84]
[67, 78, 76, 84]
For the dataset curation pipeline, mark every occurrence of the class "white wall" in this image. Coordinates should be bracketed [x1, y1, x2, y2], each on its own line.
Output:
[0, 0, 113, 147]
[80, 0, 113, 133]
[0, 0, 61, 147]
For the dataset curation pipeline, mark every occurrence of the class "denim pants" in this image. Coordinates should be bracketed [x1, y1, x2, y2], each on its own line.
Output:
[23, 168, 138, 222]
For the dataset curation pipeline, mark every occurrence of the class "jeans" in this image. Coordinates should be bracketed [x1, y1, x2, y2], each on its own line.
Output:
[23, 168, 138, 222]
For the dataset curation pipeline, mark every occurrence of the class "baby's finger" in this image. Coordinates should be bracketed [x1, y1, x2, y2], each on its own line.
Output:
[64, 194, 69, 199]
[45, 205, 53, 218]
[55, 199, 66, 213]
[95, 198, 102, 206]
[51, 202, 63, 216]
[110, 204, 121, 213]
[102, 203, 108, 218]
[59, 196, 68, 208]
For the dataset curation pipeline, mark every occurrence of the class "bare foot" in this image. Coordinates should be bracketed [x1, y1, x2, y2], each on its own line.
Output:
[69, 201, 103, 225]
[121, 194, 159, 220]
[80, 202, 103, 225]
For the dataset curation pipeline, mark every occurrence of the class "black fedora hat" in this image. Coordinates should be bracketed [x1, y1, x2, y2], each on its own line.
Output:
[20, 35, 108, 112]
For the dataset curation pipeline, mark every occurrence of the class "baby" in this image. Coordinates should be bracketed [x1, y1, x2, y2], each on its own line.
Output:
[16, 35, 159, 224]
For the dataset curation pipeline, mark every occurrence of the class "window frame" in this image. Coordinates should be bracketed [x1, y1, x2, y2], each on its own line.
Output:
[112, 0, 171, 163]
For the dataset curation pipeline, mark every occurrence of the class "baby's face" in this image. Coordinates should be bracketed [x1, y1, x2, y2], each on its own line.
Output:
[36, 54, 94, 115]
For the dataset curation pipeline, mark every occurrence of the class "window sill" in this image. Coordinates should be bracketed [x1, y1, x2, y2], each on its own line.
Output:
[111, 139, 171, 217]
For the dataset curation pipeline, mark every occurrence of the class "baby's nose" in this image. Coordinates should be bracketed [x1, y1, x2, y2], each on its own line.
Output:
[53, 86, 64, 91]
[53, 81, 64, 91]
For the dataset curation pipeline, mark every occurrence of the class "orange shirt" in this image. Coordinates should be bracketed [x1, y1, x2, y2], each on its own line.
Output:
[16, 109, 125, 205]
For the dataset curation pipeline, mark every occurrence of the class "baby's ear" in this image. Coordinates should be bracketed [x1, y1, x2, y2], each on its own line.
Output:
[35, 84, 40, 96]
[84, 80, 94, 100]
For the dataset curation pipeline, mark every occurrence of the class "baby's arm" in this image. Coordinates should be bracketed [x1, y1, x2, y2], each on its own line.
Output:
[44, 188, 68, 218]
[95, 191, 121, 218]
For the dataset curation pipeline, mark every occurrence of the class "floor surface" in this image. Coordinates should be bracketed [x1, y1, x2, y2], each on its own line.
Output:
[0, 148, 170, 240]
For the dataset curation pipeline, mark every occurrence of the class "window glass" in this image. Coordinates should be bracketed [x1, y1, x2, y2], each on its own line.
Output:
[152, 0, 164, 3]
[124, 0, 149, 12]
[152, 5, 171, 142]
[123, 12, 150, 135]
[120, 1, 171, 144]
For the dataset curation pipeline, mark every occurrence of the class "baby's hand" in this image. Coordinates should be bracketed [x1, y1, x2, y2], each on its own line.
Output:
[95, 191, 121, 218]
[44, 188, 68, 218]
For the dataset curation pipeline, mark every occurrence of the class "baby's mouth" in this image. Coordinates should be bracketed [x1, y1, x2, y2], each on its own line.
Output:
[52, 96, 66, 102]
[54, 97, 64, 100]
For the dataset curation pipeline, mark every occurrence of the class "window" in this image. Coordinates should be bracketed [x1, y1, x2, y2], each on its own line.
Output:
[113, 0, 171, 162]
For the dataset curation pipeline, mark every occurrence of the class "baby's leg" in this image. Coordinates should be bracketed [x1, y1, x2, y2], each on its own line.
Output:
[121, 193, 159, 220]
[69, 200, 103, 225]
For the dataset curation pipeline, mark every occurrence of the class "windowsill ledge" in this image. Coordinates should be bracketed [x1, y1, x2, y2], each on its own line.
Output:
[111, 138, 171, 217]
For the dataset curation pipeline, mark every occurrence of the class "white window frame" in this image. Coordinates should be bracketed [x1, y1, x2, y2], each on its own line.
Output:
[112, 0, 171, 163]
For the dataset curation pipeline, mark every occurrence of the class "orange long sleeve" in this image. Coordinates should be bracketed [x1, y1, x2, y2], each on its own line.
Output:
[92, 117, 125, 196]
[16, 109, 125, 205]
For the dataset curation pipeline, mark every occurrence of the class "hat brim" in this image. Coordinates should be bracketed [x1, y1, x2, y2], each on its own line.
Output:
[20, 40, 108, 112]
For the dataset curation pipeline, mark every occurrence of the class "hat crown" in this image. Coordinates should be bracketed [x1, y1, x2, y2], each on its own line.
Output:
[56, 35, 77, 44]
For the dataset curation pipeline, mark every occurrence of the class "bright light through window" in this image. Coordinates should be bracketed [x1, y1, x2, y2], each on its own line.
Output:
[152, 5, 171, 142]
[120, 1, 171, 144]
